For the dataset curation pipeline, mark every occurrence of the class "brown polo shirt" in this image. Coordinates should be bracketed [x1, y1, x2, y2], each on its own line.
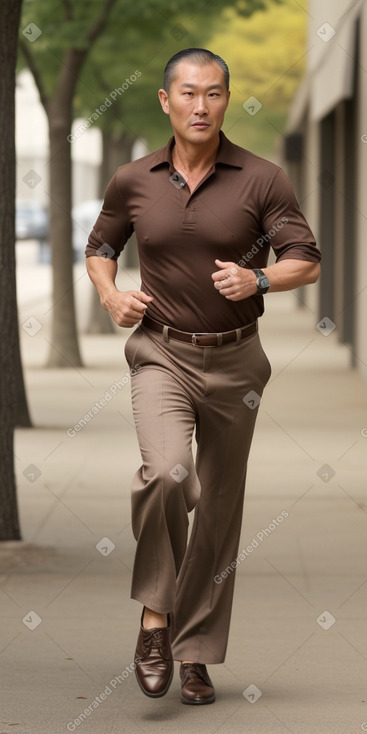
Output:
[86, 131, 321, 333]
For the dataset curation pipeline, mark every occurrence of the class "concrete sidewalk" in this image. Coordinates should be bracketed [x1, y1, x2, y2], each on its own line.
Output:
[2, 263, 367, 734]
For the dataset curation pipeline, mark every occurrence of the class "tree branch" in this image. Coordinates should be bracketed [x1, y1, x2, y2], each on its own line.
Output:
[86, 0, 118, 45]
[62, 0, 73, 21]
[90, 61, 110, 94]
[51, 0, 118, 107]
[18, 38, 49, 109]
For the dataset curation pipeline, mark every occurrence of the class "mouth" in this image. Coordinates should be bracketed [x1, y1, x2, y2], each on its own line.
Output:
[191, 122, 210, 130]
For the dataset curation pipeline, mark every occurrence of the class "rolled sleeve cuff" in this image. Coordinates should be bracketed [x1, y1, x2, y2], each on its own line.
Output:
[275, 243, 322, 263]
[85, 228, 120, 261]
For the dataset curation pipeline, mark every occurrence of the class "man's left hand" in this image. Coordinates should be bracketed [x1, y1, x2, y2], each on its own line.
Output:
[211, 259, 257, 301]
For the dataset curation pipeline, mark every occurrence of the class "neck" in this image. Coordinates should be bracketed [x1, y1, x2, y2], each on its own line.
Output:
[172, 133, 220, 173]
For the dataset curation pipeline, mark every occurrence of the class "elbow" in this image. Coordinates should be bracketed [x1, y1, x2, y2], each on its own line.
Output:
[310, 262, 321, 284]
[305, 262, 321, 285]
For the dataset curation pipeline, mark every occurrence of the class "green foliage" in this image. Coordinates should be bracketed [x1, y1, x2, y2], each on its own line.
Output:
[19, 0, 304, 156]
[74, 12, 222, 149]
[72, 0, 304, 155]
[18, 0, 283, 144]
[210, 0, 308, 153]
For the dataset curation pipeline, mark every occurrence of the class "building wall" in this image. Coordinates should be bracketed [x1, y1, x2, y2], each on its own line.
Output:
[356, 2, 367, 378]
[284, 0, 367, 377]
[307, 0, 355, 73]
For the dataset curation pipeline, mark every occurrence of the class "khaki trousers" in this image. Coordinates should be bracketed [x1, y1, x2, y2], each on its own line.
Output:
[124, 322, 271, 664]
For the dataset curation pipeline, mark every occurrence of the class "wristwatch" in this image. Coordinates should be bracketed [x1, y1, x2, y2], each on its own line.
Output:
[252, 268, 270, 295]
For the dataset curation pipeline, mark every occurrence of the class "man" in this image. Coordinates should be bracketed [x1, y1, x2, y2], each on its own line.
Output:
[85, 48, 321, 705]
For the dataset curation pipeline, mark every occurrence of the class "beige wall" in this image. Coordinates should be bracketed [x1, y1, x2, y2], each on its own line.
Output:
[307, 0, 356, 72]
[285, 0, 367, 377]
[356, 2, 367, 379]
[301, 114, 320, 316]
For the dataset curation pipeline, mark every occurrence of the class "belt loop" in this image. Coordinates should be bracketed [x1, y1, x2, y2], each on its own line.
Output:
[162, 325, 169, 342]
[216, 333, 223, 346]
[235, 328, 241, 343]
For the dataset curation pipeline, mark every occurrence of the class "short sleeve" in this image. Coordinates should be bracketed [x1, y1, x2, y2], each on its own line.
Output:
[85, 170, 134, 260]
[261, 168, 321, 263]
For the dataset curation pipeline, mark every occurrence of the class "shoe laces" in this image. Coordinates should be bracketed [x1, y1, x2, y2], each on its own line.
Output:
[143, 627, 169, 655]
[181, 663, 208, 686]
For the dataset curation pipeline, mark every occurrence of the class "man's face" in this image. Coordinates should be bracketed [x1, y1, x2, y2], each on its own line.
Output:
[158, 60, 230, 145]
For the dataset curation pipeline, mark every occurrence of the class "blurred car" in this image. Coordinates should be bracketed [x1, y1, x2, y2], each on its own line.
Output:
[72, 199, 103, 262]
[16, 200, 49, 242]
[16, 198, 104, 263]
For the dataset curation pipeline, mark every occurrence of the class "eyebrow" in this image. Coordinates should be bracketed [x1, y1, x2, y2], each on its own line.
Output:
[180, 83, 224, 90]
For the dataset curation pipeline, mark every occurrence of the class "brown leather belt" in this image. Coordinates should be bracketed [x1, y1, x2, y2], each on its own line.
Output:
[142, 314, 257, 347]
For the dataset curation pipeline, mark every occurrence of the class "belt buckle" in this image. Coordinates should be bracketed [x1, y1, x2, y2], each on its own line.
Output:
[191, 333, 209, 347]
[192, 333, 218, 347]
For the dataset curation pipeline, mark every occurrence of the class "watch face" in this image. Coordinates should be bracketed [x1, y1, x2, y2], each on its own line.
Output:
[257, 275, 270, 293]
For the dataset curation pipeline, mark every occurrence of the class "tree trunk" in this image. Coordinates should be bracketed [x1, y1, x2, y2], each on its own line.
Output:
[46, 104, 83, 367]
[86, 128, 137, 334]
[15, 337, 32, 427]
[100, 128, 136, 191]
[19, 2, 118, 365]
[86, 289, 115, 335]
[0, 0, 23, 540]
[105, 130, 139, 269]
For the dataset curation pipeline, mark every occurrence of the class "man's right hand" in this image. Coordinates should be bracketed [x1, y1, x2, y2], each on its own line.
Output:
[102, 289, 153, 328]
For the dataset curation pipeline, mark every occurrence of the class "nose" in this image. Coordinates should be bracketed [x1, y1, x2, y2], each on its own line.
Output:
[193, 96, 208, 116]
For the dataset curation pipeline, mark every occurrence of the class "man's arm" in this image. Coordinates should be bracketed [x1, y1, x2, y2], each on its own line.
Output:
[211, 258, 320, 301]
[262, 259, 320, 291]
[86, 256, 153, 327]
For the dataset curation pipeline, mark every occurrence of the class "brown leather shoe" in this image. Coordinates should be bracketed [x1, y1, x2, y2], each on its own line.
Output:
[180, 662, 216, 705]
[134, 610, 173, 698]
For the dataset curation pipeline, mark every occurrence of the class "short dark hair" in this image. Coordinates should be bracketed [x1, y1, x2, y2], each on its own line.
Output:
[163, 48, 230, 92]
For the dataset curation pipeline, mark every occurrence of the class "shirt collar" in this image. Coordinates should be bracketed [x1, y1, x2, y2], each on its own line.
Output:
[149, 130, 243, 171]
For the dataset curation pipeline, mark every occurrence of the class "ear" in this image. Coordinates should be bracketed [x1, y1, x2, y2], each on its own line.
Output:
[158, 88, 169, 115]
[225, 89, 231, 111]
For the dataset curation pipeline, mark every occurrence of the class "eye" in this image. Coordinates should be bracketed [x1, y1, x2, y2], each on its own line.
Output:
[209, 92, 220, 98]
[183, 91, 193, 96]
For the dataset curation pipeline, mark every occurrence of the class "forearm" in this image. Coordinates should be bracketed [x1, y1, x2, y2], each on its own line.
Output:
[263, 259, 320, 293]
[86, 256, 118, 307]
[212, 257, 321, 301]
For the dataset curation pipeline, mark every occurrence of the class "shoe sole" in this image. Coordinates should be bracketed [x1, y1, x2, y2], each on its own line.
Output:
[135, 664, 174, 698]
[181, 693, 216, 705]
